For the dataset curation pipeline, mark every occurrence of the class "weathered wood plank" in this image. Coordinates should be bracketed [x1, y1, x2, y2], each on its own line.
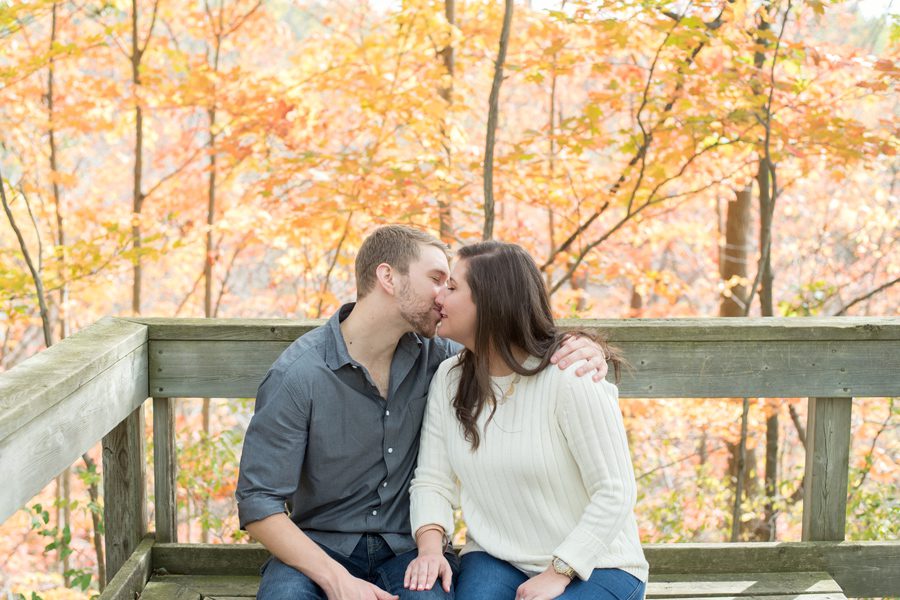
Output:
[647, 572, 843, 597]
[150, 341, 282, 398]
[149, 571, 847, 599]
[647, 596, 845, 600]
[150, 541, 900, 597]
[148, 339, 900, 398]
[0, 344, 149, 524]
[131, 316, 900, 342]
[802, 398, 852, 542]
[149, 575, 261, 596]
[0, 317, 147, 440]
[152, 543, 270, 575]
[153, 397, 177, 543]
[96, 535, 154, 600]
[646, 541, 900, 598]
[140, 581, 201, 600]
[103, 406, 148, 585]
[823, 539, 900, 597]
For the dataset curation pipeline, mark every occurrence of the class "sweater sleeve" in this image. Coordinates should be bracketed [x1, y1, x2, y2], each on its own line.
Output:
[409, 362, 459, 537]
[553, 375, 638, 581]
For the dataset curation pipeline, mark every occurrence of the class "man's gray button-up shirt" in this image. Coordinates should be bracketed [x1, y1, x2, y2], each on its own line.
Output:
[236, 303, 459, 557]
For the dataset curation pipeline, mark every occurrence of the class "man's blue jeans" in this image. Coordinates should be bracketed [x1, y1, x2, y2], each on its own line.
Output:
[257, 533, 458, 599]
[456, 552, 645, 600]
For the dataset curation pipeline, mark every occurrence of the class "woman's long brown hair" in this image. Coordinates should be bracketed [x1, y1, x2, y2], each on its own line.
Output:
[451, 241, 622, 450]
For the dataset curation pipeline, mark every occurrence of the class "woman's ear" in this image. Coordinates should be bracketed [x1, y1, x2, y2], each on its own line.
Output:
[375, 263, 395, 295]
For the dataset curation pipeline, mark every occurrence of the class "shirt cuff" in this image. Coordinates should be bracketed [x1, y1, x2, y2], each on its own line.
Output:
[409, 492, 455, 538]
[237, 495, 288, 530]
[553, 528, 610, 581]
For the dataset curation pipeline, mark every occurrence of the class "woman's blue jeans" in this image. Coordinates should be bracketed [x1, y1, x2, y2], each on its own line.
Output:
[257, 533, 458, 599]
[456, 551, 645, 600]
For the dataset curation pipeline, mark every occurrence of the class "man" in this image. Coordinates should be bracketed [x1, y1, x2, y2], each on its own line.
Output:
[237, 226, 609, 600]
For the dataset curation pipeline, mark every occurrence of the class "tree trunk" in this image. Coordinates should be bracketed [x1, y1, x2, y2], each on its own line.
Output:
[201, 15, 224, 542]
[720, 186, 754, 540]
[753, 4, 779, 540]
[438, 0, 454, 242]
[62, 466, 71, 584]
[131, 0, 145, 316]
[46, 7, 72, 577]
[482, 0, 514, 240]
[758, 158, 778, 540]
[47, 1, 69, 343]
[730, 399, 751, 541]
[719, 187, 753, 316]
[629, 284, 643, 318]
[757, 162, 774, 316]
[546, 3, 562, 286]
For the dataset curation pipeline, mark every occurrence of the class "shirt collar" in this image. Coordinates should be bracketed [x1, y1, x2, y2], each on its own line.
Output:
[324, 303, 357, 371]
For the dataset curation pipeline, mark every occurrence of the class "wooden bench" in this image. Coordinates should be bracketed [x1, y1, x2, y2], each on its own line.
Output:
[4, 317, 899, 600]
[139, 570, 849, 600]
[126, 540, 894, 600]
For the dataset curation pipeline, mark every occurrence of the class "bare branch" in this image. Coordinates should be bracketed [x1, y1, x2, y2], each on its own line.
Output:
[1, 167, 52, 347]
[743, 0, 794, 316]
[20, 183, 44, 274]
[223, 0, 263, 38]
[851, 399, 895, 493]
[788, 403, 806, 447]
[139, 0, 161, 57]
[482, 0, 514, 240]
[315, 211, 355, 318]
[142, 143, 207, 201]
[546, 147, 754, 294]
[834, 276, 900, 315]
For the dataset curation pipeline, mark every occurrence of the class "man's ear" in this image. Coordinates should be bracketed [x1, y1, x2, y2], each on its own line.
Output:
[375, 263, 395, 295]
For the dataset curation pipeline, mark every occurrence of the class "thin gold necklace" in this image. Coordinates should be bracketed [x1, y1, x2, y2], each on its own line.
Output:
[496, 373, 522, 404]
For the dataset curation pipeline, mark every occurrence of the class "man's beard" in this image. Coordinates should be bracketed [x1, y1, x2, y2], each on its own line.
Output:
[398, 280, 439, 338]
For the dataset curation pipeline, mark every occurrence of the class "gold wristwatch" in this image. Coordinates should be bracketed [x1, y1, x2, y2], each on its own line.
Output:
[551, 556, 576, 579]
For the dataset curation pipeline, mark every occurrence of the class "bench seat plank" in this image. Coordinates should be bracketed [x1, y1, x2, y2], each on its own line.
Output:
[148, 574, 261, 596]
[647, 572, 844, 598]
[149, 571, 847, 600]
[140, 581, 201, 600]
[661, 596, 847, 600]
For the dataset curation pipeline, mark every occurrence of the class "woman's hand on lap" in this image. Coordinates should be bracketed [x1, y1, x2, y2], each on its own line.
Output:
[515, 569, 571, 600]
[403, 551, 453, 593]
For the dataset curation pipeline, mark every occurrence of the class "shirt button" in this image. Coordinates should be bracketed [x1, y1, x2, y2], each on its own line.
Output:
[387, 447, 394, 453]
[372, 510, 378, 516]
[382, 481, 388, 488]
[385, 410, 390, 416]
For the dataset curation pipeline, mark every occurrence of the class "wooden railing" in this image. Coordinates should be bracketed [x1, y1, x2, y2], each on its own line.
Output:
[1, 316, 898, 598]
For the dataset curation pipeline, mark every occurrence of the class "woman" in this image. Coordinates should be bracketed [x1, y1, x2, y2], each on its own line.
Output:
[404, 241, 648, 600]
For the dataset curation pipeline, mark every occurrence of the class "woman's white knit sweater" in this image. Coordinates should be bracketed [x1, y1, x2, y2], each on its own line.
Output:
[410, 355, 649, 582]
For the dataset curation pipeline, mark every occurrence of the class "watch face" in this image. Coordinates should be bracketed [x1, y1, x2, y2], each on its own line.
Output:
[553, 557, 574, 577]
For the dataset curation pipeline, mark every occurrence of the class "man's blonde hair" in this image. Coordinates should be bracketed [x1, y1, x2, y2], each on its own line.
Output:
[355, 225, 448, 298]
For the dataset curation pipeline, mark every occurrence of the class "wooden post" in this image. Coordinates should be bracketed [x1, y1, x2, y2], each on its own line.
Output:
[802, 397, 852, 541]
[153, 397, 177, 543]
[102, 406, 148, 584]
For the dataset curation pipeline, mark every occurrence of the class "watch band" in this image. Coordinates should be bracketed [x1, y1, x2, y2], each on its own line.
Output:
[552, 556, 576, 579]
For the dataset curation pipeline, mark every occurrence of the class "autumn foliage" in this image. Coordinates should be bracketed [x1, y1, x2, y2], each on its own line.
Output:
[0, 0, 897, 597]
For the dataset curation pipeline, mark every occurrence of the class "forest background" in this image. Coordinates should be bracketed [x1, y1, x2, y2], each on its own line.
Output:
[0, 0, 897, 597]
